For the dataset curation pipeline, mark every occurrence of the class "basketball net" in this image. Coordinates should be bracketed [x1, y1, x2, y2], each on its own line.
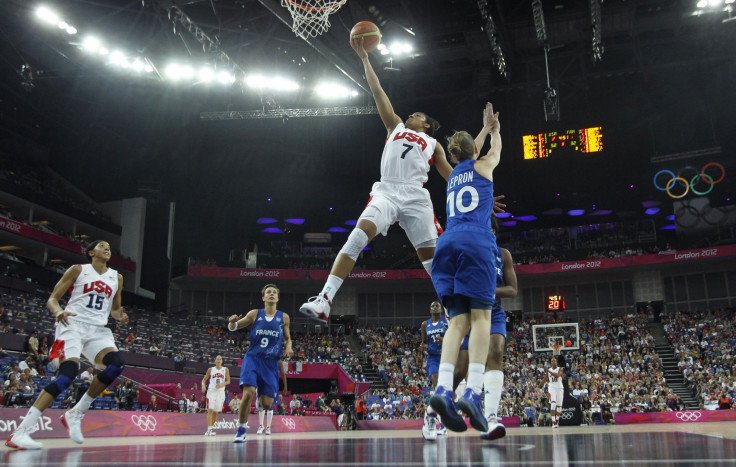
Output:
[551, 344, 562, 356]
[281, 0, 347, 39]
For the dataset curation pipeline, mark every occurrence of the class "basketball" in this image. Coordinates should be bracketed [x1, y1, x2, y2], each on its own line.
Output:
[350, 21, 381, 52]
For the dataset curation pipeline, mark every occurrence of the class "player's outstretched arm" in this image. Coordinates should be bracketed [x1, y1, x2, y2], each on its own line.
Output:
[227, 309, 258, 331]
[476, 104, 501, 177]
[474, 102, 495, 154]
[433, 143, 453, 182]
[47, 264, 82, 326]
[350, 37, 401, 134]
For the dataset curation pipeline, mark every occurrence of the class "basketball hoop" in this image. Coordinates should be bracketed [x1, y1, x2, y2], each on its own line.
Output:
[551, 344, 562, 356]
[281, 0, 347, 39]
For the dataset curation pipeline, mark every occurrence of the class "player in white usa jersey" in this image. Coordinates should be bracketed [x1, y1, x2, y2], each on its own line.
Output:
[300, 35, 454, 324]
[202, 355, 231, 436]
[6, 240, 129, 450]
[540, 356, 565, 428]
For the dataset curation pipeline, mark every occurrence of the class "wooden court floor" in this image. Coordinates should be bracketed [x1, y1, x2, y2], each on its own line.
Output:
[3, 422, 736, 466]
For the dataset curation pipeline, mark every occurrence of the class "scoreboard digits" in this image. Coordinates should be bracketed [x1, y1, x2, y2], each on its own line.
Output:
[547, 295, 566, 312]
[523, 127, 603, 159]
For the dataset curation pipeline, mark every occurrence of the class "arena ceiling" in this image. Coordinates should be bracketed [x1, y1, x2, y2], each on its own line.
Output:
[0, 0, 734, 263]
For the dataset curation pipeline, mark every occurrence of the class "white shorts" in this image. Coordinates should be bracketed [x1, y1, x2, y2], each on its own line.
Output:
[359, 181, 439, 248]
[548, 386, 564, 408]
[207, 390, 226, 412]
[51, 319, 117, 365]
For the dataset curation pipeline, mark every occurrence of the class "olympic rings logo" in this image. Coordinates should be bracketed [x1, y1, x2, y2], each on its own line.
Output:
[653, 163, 725, 199]
[560, 411, 574, 420]
[674, 411, 702, 422]
[282, 417, 297, 430]
[131, 414, 158, 431]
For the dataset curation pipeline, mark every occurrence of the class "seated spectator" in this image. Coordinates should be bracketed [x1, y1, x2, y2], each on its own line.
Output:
[718, 392, 732, 410]
[229, 393, 240, 414]
[315, 394, 329, 412]
[147, 395, 158, 411]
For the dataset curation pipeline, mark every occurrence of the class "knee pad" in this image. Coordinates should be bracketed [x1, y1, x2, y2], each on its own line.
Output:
[339, 229, 369, 261]
[550, 402, 557, 412]
[98, 352, 125, 385]
[45, 360, 78, 397]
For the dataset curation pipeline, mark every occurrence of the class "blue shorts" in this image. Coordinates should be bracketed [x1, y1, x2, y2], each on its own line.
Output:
[459, 309, 508, 349]
[240, 354, 279, 400]
[432, 230, 498, 306]
[426, 354, 441, 376]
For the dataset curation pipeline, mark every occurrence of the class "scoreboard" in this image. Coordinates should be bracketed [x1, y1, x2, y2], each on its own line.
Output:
[547, 295, 566, 312]
[523, 127, 603, 160]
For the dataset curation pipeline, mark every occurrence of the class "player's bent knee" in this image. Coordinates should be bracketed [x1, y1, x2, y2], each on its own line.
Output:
[98, 351, 125, 385]
[44, 360, 78, 397]
[339, 229, 369, 261]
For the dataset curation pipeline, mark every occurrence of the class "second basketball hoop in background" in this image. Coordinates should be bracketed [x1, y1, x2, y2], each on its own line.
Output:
[350, 21, 381, 52]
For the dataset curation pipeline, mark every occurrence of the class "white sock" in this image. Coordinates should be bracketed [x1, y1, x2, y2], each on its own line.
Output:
[455, 379, 467, 400]
[483, 370, 504, 419]
[321, 275, 344, 302]
[240, 422, 247, 428]
[467, 363, 485, 395]
[74, 393, 95, 413]
[18, 406, 42, 430]
[421, 259, 433, 277]
[437, 363, 455, 391]
[258, 409, 265, 426]
[266, 410, 273, 427]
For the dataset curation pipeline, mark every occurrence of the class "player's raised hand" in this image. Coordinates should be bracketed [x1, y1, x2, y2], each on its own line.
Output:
[484, 103, 500, 132]
[350, 37, 368, 60]
[228, 314, 240, 324]
[493, 194, 507, 216]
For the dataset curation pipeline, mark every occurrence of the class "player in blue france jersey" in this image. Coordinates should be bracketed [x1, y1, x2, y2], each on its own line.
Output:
[421, 300, 448, 440]
[429, 103, 502, 434]
[227, 284, 293, 442]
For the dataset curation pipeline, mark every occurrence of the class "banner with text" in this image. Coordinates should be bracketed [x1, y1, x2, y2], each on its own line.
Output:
[188, 244, 736, 280]
[614, 409, 736, 425]
[0, 215, 135, 271]
[0, 409, 336, 439]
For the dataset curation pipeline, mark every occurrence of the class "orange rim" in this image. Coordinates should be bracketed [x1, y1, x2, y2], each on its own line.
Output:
[284, 0, 346, 13]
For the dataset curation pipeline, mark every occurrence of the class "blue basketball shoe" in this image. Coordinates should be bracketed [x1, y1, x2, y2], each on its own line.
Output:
[458, 388, 488, 432]
[233, 426, 247, 443]
[429, 387, 466, 432]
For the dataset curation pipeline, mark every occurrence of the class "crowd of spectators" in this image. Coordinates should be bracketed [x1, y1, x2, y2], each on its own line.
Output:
[1, 284, 367, 388]
[352, 311, 708, 423]
[664, 307, 735, 409]
[4, 280, 734, 423]
[231, 220, 680, 270]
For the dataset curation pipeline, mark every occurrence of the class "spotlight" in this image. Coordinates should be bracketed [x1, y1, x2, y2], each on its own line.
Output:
[82, 36, 101, 53]
[316, 83, 355, 98]
[109, 50, 125, 65]
[65, 26, 77, 35]
[199, 67, 214, 82]
[35, 6, 60, 25]
[217, 71, 235, 84]
[697, 0, 708, 6]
